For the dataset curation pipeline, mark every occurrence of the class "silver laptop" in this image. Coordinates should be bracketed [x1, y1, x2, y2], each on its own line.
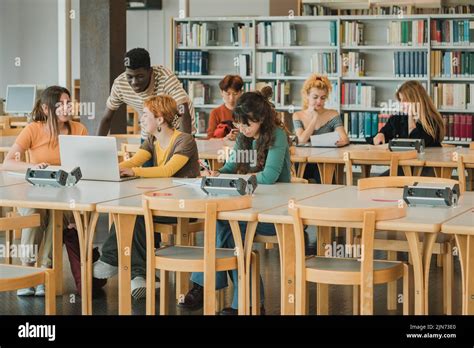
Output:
[59, 135, 137, 182]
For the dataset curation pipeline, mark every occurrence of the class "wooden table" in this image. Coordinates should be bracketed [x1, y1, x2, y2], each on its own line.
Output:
[196, 139, 235, 171]
[423, 147, 474, 179]
[306, 144, 427, 184]
[441, 209, 474, 314]
[259, 186, 474, 315]
[0, 136, 17, 163]
[0, 177, 176, 315]
[0, 171, 26, 188]
[96, 181, 342, 315]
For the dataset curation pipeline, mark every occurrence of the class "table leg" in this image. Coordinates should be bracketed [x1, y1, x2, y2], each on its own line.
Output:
[422, 233, 437, 315]
[317, 163, 336, 185]
[335, 164, 344, 185]
[230, 220, 254, 315]
[296, 162, 307, 179]
[317, 226, 331, 315]
[52, 210, 63, 296]
[405, 231, 425, 314]
[466, 235, 474, 314]
[275, 223, 295, 315]
[413, 166, 423, 176]
[114, 214, 136, 315]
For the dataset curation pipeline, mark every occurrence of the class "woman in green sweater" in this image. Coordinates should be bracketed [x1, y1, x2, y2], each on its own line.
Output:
[180, 87, 291, 314]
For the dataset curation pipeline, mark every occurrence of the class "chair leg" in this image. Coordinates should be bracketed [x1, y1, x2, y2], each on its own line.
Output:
[159, 269, 169, 315]
[353, 285, 360, 315]
[44, 270, 56, 315]
[387, 251, 398, 310]
[443, 241, 453, 315]
[264, 243, 274, 250]
[146, 269, 156, 315]
[403, 263, 410, 315]
[251, 251, 260, 315]
[5, 230, 12, 264]
[436, 254, 442, 267]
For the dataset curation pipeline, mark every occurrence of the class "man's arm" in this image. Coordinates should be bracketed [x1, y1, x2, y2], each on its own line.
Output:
[97, 107, 116, 136]
[177, 103, 192, 134]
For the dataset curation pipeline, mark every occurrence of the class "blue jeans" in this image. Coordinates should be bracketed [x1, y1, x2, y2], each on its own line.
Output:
[190, 220, 276, 309]
[140, 137, 154, 168]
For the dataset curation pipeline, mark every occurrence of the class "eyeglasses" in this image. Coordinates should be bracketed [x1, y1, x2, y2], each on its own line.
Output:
[232, 122, 251, 130]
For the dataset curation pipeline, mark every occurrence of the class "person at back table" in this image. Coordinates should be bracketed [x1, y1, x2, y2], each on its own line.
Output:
[372, 80, 444, 147]
[292, 74, 349, 182]
[206, 75, 243, 140]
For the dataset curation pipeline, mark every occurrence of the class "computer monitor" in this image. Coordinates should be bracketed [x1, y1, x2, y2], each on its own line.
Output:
[4, 85, 37, 115]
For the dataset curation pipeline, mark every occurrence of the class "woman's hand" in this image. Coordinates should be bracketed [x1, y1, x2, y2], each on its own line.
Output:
[225, 130, 238, 141]
[372, 133, 385, 145]
[201, 170, 220, 177]
[119, 167, 135, 177]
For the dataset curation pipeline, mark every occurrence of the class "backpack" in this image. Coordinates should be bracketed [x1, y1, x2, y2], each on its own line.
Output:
[213, 120, 234, 138]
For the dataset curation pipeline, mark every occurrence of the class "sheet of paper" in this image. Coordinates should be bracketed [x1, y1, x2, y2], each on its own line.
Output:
[310, 131, 340, 147]
[172, 178, 202, 186]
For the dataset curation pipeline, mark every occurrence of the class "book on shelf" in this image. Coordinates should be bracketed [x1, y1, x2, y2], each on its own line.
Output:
[311, 52, 337, 75]
[186, 81, 211, 105]
[430, 19, 474, 45]
[442, 114, 473, 141]
[342, 52, 365, 77]
[329, 21, 337, 46]
[175, 51, 209, 76]
[230, 23, 254, 47]
[256, 81, 291, 107]
[257, 52, 290, 76]
[431, 51, 474, 77]
[341, 21, 364, 46]
[196, 111, 208, 134]
[341, 83, 376, 108]
[256, 22, 297, 47]
[176, 22, 217, 47]
[432, 83, 473, 110]
[394, 51, 427, 78]
[441, 5, 474, 14]
[345, 112, 389, 139]
[236, 54, 252, 76]
[387, 20, 427, 46]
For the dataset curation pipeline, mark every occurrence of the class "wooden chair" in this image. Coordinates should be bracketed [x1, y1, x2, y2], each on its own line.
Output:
[358, 176, 460, 315]
[0, 214, 56, 314]
[457, 153, 474, 193]
[143, 192, 255, 315]
[344, 150, 418, 186]
[290, 202, 409, 315]
[469, 142, 474, 150]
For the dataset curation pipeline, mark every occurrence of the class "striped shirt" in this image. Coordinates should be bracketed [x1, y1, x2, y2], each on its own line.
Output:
[106, 65, 196, 138]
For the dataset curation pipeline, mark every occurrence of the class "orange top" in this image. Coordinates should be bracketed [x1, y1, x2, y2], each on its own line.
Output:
[207, 104, 234, 138]
[15, 121, 88, 165]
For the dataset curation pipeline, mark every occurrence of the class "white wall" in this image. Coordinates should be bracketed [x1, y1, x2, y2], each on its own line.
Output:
[189, 0, 269, 16]
[0, 0, 59, 99]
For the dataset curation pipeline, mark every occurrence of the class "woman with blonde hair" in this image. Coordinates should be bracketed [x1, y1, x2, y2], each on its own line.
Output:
[373, 80, 444, 147]
[293, 74, 349, 182]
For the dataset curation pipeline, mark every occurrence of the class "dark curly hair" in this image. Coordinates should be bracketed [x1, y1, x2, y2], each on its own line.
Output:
[124, 48, 151, 70]
[233, 86, 289, 174]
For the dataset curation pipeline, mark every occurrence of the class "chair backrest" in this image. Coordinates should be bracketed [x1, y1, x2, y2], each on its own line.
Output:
[289, 203, 405, 314]
[142, 192, 252, 275]
[0, 214, 40, 230]
[358, 176, 460, 191]
[344, 150, 418, 185]
[120, 143, 140, 161]
[457, 153, 474, 193]
[0, 128, 23, 136]
[469, 142, 474, 150]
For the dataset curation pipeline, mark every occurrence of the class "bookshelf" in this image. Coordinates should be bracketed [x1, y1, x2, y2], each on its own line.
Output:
[172, 13, 474, 145]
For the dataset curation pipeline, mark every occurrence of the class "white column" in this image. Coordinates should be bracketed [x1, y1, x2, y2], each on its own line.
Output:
[58, 0, 72, 91]
[179, 0, 189, 17]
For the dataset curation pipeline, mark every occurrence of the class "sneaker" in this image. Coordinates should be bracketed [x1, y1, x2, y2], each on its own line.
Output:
[34, 284, 45, 297]
[17, 287, 35, 296]
[131, 276, 147, 300]
[177, 283, 203, 309]
[93, 260, 118, 279]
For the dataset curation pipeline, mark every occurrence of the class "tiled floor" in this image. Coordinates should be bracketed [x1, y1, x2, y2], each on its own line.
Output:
[0, 214, 464, 315]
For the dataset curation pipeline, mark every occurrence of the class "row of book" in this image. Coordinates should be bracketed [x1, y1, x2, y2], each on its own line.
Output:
[310, 52, 337, 76]
[174, 51, 209, 76]
[430, 51, 474, 77]
[256, 52, 290, 76]
[341, 83, 376, 108]
[256, 22, 297, 47]
[387, 20, 428, 46]
[176, 22, 217, 47]
[432, 83, 474, 110]
[256, 81, 291, 107]
[341, 21, 364, 46]
[343, 112, 390, 139]
[185, 81, 211, 105]
[236, 54, 251, 77]
[430, 19, 474, 45]
[342, 52, 365, 77]
[393, 51, 428, 78]
[442, 114, 473, 141]
[230, 23, 255, 47]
